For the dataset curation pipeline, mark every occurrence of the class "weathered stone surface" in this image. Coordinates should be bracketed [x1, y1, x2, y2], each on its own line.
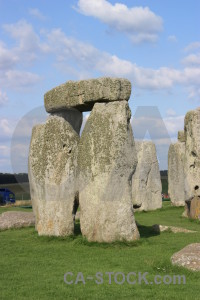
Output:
[132, 141, 162, 211]
[44, 77, 131, 113]
[28, 113, 81, 236]
[168, 142, 185, 206]
[189, 196, 200, 219]
[184, 108, 200, 201]
[178, 130, 185, 142]
[51, 109, 83, 134]
[152, 224, 196, 233]
[168, 107, 200, 215]
[0, 211, 35, 231]
[78, 101, 139, 242]
[171, 243, 200, 271]
[185, 196, 200, 219]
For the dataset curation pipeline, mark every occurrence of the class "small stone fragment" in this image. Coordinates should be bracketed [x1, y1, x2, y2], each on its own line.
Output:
[178, 130, 185, 142]
[152, 224, 197, 233]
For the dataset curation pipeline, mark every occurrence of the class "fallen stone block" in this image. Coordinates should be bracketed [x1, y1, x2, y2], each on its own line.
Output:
[0, 211, 35, 231]
[171, 243, 200, 271]
[152, 224, 197, 233]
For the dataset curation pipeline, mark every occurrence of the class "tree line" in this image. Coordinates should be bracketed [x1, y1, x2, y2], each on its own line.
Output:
[0, 173, 29, 184]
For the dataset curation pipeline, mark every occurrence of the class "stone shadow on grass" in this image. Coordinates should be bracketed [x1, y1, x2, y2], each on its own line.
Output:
[75, 221, 160, 240]
[137, 224, 160, 238]
[74, 221, 81, 236]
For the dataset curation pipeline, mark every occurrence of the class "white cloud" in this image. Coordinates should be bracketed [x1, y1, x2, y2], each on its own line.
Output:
[0, 90, 8, 106]
[77, 0, 163, 43]
[0, 42, 19, 70]
[1, 19, 200, 104]
[163, 115, 184, 138]
[184, 41, 200, 53]
[166, 109, 176, 117]
[29, 8, 46, 21]
[1, 70, 41, 90]
[0, 119, 15, 136]
[0, 145, 10, 158]
[0, 158, 12, 172]
[182, 53, 200, 66]
[0, 20, 44, 91]
[167, 35, 177, 43]
[188, 86, 200, 99]
[3, 20, 46, 62]
[44, 27, 200, 99]
[0, 118, 17, 144]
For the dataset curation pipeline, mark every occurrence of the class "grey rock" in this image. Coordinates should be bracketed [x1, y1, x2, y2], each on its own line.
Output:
[178, 130, 185, 142]
[44, 77, 131, 113]
[0, 211, 35, 231]
[28, 114, 81, 236]
[185, 196, 200, 220]
[184, 108, 200, 201]
[78, 101, 139, 242]
[51, 109, 83, 134]
[168, 107, 200, 210]
[168, 142, 185, 206]
[152, 224, 196, 233]
[132, 141, 162, 211]
[171, 243, 200, 271]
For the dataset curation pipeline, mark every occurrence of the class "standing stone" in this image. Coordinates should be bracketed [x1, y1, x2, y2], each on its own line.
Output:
[169, 107, 200, 213]
[132, 141, 162, 211]
[44, 77, 131, 113]
[28, 110, 82, 236]
[78, 101, 139, 242]
[168, 141, 185, 206]
[188, 196, 200, 219]
[184, 108, 200, 201]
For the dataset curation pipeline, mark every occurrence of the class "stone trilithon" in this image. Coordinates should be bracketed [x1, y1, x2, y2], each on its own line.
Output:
[29, 77, 140, 241]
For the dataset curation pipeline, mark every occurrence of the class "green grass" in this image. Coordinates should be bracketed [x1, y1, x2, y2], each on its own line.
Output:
[0, 206, 32, 214]
[0, 202, 200, 300]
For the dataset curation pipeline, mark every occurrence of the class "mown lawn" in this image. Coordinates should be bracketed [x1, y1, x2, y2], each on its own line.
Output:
[0, 202, 200, 300]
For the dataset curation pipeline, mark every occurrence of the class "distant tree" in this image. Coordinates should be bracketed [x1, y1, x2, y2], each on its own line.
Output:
[160, 170, 168, 177]
[0, 173, 29, 184]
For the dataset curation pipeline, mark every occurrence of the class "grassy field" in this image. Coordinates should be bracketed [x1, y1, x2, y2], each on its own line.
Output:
[0, 202, 200, 300]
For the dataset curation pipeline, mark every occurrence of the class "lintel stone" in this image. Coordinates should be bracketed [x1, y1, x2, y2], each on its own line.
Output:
[44, 77, 131, 113]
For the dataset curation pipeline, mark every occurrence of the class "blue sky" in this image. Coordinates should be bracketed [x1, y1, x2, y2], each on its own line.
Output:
[0, 0, 200, 172]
